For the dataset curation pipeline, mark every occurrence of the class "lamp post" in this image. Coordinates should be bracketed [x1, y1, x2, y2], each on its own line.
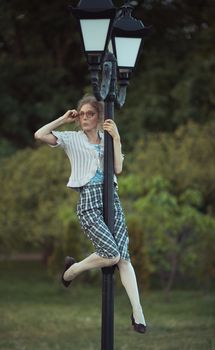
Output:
[71, 1, 151, 349]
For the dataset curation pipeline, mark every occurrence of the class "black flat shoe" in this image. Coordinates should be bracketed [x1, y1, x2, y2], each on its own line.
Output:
[131, 314, 147, 334]
[61, 256, 76, 288]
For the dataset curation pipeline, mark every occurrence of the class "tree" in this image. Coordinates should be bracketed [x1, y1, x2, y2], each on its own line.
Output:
[1, 0, 214, 153]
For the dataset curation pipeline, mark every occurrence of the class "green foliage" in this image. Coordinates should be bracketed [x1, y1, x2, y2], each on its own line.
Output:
[0, 144, 91, 269]
[119, 121, 215, 289]
[127, 120, 215, 209]
[136, 176, 215, 290]
[0, 0, 87, 150]
[0, 56, 82, 150]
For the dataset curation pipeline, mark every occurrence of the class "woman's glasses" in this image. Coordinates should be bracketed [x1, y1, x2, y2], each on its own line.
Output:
[78, 111, 97, 119]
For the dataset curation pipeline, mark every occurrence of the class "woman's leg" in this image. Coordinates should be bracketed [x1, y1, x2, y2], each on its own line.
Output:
[117, 259, 146, 325]
[71, 197, 121, 282]
[64, 253, 120, 282]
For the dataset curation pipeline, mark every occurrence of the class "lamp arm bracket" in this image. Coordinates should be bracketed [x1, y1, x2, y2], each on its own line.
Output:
[115, 75, 130, 108]
[115, 85, 128, 109]
[100, 62, 112, 100]
[88, 65, 103, 101]
[88, 61, 112, 101]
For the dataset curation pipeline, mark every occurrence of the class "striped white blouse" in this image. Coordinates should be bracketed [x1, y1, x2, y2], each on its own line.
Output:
[50, 130, 117, 189]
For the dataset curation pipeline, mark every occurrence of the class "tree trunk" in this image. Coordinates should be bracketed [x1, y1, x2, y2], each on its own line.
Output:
[165, 252, 179, 295]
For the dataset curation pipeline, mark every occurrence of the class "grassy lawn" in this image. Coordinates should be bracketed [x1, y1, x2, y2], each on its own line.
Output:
[0, 261, 214, 350]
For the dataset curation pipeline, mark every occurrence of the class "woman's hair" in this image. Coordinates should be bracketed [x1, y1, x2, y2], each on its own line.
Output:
[77, 95, 104, 127]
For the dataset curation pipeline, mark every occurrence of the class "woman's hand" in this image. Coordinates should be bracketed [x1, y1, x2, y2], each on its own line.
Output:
[61, 110, 78, 124]
[103, 119, 123, 174]
[103, 119, 120, 141]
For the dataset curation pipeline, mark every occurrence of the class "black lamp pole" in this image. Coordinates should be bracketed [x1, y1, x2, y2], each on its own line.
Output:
[89, 49, 123, 350]
[70, 2, 151, 349]
[102, 52, 117, 350]
[89, 49, 130, 350]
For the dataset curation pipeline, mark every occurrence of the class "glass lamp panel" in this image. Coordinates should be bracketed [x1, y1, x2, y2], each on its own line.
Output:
[80, 19, 110, 52]
[115, 37, 142, 67]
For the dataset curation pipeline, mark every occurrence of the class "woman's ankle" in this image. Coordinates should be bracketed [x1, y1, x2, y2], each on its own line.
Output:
[63, 263, 77, 281]
[132, 306, 146, 326]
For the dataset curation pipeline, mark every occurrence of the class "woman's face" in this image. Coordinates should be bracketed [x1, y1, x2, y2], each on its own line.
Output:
[79, 103, 99, 132]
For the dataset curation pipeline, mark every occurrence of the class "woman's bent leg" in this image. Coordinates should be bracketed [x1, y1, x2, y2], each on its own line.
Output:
[64, 253, 120, 282]
[117, 259, 146, 326]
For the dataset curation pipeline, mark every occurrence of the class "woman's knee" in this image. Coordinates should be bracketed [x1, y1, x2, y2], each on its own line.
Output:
[106, 254, 120, 266]
[117, 258, 130, 269]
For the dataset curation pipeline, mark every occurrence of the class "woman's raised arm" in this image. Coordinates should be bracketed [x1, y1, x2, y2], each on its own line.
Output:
[34, 110, 78, 145]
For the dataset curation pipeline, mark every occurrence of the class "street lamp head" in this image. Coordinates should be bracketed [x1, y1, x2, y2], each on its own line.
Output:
[111, 3, 151, 75]
[71, 0, 116, 65]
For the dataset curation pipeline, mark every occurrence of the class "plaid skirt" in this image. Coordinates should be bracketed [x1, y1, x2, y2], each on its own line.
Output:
[76, 184, 130, 261]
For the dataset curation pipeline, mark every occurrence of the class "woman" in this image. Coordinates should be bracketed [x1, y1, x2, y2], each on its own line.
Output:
[34, 95, 147, 333]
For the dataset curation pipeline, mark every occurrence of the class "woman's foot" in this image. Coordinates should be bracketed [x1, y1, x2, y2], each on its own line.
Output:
[61, 256, 76, 288]
[131, 314, 147, 334]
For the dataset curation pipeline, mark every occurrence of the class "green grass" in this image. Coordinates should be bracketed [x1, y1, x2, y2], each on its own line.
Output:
[0, 261, 214, 350]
